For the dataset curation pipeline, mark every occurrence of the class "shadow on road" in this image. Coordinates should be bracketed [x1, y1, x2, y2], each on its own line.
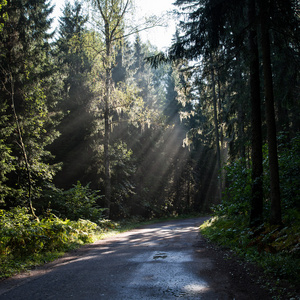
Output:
[0, 217, 272, 300]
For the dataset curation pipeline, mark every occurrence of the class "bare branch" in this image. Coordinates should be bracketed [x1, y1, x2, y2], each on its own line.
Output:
[110, 0, 130, 40]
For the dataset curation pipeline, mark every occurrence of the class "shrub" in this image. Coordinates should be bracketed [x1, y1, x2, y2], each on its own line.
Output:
[40, 182, 106, 222]
[0, 207, 98, 260]
[214, 132, 300, 221]
[200, 216, 300, 287]
[278, 133, 300, 211]
[213, 158, 251, 217]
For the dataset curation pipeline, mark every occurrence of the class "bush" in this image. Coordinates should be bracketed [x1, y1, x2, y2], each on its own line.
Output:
[215, 132, 300, 221]
[200, 216, 300, 287]
[213, 158, 251, 217]
[278, 133, 300, 211]
[0, 207, 98, 260]
[40, 182, 106, 222]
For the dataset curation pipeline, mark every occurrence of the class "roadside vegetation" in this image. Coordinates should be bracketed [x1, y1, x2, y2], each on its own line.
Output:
[0, 197, 195, 279]
[0, 206, 107, 279]
[0, 207, 142, 279]
[200, 134, 300, 299]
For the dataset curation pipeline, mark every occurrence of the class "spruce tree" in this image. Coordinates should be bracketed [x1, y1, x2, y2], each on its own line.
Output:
[50, 1, 94, 189]
[0, 0, 60, 211]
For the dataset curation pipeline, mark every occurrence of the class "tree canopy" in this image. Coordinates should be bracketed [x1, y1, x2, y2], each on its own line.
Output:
[0, 0, 298, 226]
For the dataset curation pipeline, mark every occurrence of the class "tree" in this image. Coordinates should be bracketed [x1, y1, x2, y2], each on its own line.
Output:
[164, 0, 245, 198]
[0, 0, 60, 211]
[210, 54, 222, 197]
[257, 0, 281, 225]
[0, 0, 7, 32]
[168, 0, 300, 225]
[247, 0, 264, 226]
[50, 1, 94, 189]
[90, 0, 132, 217]
[256, 0, 299, 224]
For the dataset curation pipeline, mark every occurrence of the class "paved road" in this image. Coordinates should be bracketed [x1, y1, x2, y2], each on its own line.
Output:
[0, 217, 271, 299]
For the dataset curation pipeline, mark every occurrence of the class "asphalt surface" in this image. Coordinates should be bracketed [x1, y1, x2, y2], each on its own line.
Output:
[0, 217, 272, 299]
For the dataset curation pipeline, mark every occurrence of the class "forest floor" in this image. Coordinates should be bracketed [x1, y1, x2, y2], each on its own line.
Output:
[0, 217, 296, 299]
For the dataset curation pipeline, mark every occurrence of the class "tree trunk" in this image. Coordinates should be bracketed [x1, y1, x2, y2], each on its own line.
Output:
[10, 74, 38, 220]
[210, 54, 222, 200]
[248, 0, 264, 227]
[236, 52, 246, 159]
[104, 22, 112, 218]
[258, 0, 282, 225]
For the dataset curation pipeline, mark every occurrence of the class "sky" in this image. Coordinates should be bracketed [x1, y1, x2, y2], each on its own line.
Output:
[50, 0, 177, 50]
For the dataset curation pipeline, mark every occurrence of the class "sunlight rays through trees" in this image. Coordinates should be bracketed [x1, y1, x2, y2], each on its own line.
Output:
[0, 0, 298, 227]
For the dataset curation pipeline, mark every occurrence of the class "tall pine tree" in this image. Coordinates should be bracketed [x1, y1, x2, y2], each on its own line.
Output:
[50, 1, 95, 189]
[0, 0, 60, 212]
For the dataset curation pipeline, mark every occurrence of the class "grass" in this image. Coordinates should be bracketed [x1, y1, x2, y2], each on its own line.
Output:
[200, 215, 300, 299]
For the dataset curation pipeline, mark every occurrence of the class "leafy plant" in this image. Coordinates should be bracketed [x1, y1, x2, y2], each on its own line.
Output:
[203, 134, 300, 297]
[213, 158, 251, 217]
[200, 216, 300, 295]
[278, 133, 300, 211]
[0, 207, 98, 256]
[0, 207, 100, 278]
[40, 182, 106, 222]
[214, 132, 300, 221]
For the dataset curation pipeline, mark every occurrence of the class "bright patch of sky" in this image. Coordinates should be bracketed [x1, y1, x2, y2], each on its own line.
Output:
[50, 0, 177, 50]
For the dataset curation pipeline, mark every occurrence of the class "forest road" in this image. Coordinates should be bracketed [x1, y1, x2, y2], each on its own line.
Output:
[0, 217, 272, 300]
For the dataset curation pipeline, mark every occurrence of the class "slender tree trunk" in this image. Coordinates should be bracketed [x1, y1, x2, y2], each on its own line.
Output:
[258, 0, 282, 225]
[104, 22, 112, 218]
[210, 54, 222, 199]
[248, 0, 264, 227]
[236, 52, 246, 159]
[9, 74, 38, 220]
[217, 74, 226, 191]
[186, 167, 191, 210]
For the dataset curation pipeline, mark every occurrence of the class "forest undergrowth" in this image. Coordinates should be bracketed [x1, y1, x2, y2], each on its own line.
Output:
[0, 207, 105, 279]
[0, 205, 195, 280]
[0, 205, 154, 279]
[200, 134, 300, 299]
[200, 215, 300, 299]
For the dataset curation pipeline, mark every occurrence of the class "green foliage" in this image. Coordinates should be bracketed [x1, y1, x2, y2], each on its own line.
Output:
[204, 133, 300, 296]
[261, 132, 300, 218]
[109, 141, 136, 218]
[0, 0, 8, 32]
[0, 119, 15, 203]
[278, 133, 300, 211]
[214, 133, 300, 220]
[0, 0, 61, 208]
[40, 182, 105, 222]
[0, 207, 99, 278]
[200, 216, 300, 293]
[213, 158, 251, 217]
[200, 216, 250, 250]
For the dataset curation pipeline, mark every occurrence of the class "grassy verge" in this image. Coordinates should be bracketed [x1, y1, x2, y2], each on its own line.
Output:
[200, 215, 300, 299]
[0, 217, 139, 279]
[0, 210, 200, 279]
